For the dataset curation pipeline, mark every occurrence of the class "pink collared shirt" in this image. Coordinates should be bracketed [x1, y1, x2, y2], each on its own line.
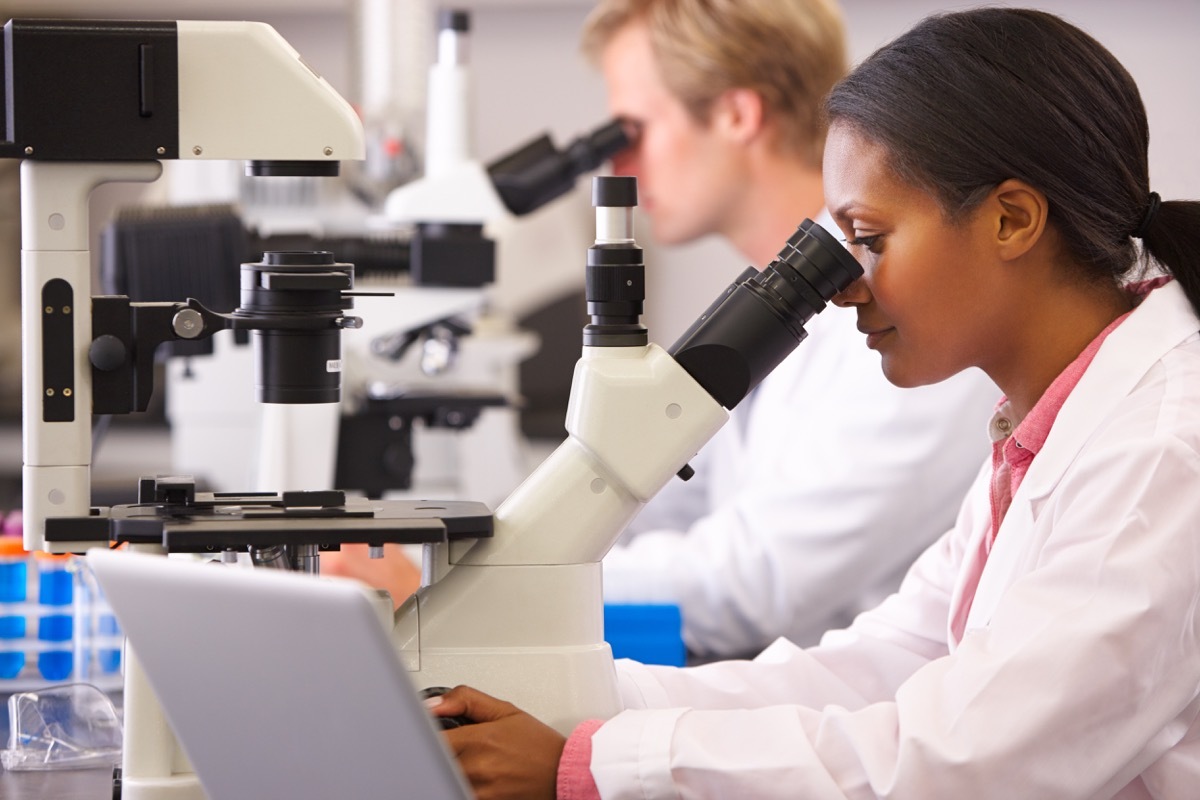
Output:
[988, 278, 1168, 544]
[557, 278, 1167, 798]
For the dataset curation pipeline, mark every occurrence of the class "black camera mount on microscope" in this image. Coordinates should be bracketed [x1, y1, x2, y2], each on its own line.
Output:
[49, 249, 494, 566]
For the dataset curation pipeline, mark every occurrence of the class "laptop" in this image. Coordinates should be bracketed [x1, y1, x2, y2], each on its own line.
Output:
[86, 548, 472, 800]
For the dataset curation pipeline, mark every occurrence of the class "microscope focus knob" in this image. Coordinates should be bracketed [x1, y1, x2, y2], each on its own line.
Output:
[89, 335, 128, 372]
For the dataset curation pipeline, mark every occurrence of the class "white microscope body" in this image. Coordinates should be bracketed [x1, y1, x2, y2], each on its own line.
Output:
[5, 18, 363, 800]
[396, 342, 729, 728]
[15, 20, 363, 548]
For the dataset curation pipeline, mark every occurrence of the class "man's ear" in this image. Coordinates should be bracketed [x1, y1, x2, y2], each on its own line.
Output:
[989, 178, 1049, 261]
[711, 88, 765, 146]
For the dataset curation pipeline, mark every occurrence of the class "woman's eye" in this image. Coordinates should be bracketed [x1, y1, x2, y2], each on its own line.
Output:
[845, 234, 883, 254]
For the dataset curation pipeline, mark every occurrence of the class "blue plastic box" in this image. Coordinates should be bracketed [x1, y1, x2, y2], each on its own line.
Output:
[603, 603, 686, 666]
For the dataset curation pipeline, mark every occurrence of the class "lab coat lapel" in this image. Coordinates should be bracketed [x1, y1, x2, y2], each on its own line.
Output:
[963, 281, 1199, 631]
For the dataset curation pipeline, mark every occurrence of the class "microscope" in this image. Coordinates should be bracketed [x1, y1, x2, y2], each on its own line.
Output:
[395, 178, 863, 732]
[4, 18, 364, 548]
[2, 17, 489, 799]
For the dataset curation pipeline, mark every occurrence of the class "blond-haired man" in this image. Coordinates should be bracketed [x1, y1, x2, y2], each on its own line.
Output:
[587, 0, 1001, 657]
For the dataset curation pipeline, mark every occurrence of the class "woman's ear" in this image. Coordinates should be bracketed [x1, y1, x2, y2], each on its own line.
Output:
[711, 88, 766, 146]
[990, 178, 1049, 261]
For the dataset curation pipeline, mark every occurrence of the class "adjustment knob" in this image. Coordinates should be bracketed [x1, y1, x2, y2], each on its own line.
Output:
[89, 335, 127, 372]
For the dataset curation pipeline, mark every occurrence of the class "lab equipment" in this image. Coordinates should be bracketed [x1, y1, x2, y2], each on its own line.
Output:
[333, 111, 628, 503]
[393, 176, 863, 731]
[2, 17, 363, 550]
[152, 6, 627, 504]
[102, 113, 628, 504]
[603, 603, 686, 666]
[34, 554, 73, 682]
[0, 537, 27, 680]
[1, 17, 447, 799]
[1, 683, 123, 772]
[0, 536, 123, 692]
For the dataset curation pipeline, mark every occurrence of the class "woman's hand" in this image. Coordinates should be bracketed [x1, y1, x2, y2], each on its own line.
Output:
[431, 685, 566, 800]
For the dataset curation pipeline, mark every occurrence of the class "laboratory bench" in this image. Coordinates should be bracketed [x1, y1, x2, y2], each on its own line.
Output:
[0, 765, 114, 799]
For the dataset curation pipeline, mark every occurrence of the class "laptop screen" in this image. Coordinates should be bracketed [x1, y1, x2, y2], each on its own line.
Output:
[87, 548, 471, 800]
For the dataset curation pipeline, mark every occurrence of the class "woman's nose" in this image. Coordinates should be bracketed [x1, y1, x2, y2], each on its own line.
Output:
[832, 276, 869, 308]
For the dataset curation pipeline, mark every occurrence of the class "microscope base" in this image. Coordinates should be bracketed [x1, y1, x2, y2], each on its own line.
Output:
[120, 641, 205, 800]
[119, 777, 206, 800]
[405, 645, 622, 736]
[394, 560, 623, 735]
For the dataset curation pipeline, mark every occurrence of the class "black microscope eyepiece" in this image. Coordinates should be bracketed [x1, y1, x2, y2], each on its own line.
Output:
[669, 220, 863, 409]
[751, 219, 863, 340]
[487, 120, 632, 217]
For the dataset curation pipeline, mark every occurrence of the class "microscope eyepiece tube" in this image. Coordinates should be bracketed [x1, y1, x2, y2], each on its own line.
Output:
[670, 219, 863, 408]
[584, 177, 647, 347]
[436, 9, 470, 66]
[768, 220, 863, 306]
[235, 251, 356, 405]
[592, 176, 636, 243]
[438, 9, 471, 33]
[594, 207, 634, 243]
[485, 120, 632, 217]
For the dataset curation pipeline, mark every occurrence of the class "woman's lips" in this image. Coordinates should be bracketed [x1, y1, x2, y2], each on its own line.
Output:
[861, 326, 894, 349]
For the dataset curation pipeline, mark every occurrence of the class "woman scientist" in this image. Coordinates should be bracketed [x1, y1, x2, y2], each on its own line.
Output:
[424, 8, 1200, 798]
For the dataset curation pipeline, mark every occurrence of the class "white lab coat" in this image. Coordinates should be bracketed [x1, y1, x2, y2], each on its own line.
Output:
[591, 280, 1200, 799]
[604, 254, 1001, 655]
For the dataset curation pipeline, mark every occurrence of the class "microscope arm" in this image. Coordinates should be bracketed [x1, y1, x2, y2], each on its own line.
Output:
[465, 343, 726, 566]
[21, 161, 165, 552]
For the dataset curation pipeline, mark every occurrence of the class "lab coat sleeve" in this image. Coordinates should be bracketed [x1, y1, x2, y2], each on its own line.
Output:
[604, 310, 999, 655]
[591, 429, 1200, 799]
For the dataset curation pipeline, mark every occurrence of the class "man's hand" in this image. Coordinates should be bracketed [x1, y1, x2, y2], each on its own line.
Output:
[318, 543, 421, 609]
[430, 685, 566, 800]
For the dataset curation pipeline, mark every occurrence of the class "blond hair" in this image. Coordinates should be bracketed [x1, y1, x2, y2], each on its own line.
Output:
[581, 0, 847, 167]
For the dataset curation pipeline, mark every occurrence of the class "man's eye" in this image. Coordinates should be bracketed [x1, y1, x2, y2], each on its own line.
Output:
[618, 118, 643, 145]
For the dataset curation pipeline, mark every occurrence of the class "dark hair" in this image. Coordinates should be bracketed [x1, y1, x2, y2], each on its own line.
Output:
[825, 8, 1200, 315]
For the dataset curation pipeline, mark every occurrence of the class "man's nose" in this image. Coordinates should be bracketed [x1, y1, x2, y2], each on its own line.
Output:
[611, 147, 639, 177]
